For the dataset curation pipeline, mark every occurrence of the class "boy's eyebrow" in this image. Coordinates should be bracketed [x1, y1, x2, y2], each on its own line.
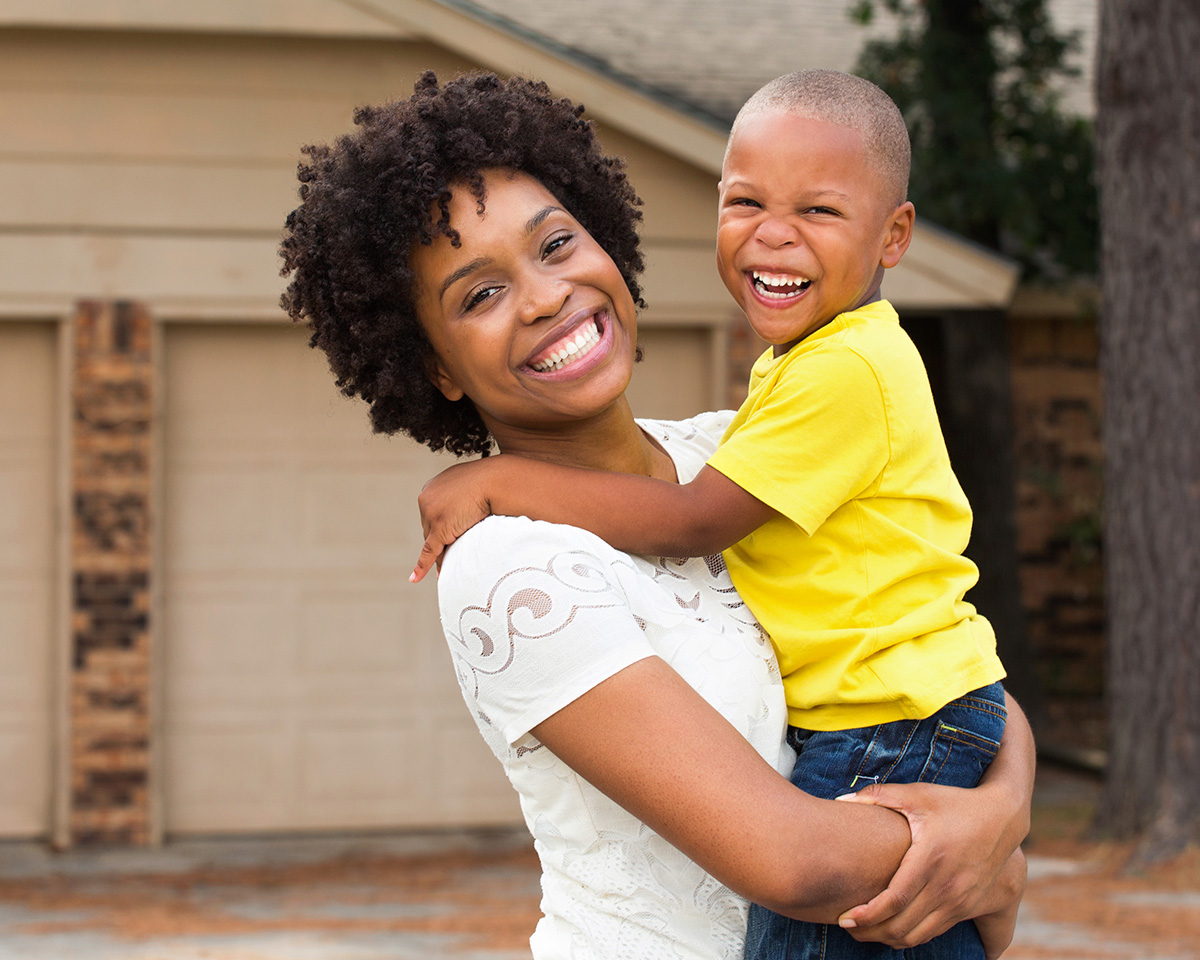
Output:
[722, 181, 855, 205]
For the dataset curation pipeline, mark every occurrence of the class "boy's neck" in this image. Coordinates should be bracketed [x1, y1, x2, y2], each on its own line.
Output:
[771, 287, 884, 358]
[488, 396, 678, 482]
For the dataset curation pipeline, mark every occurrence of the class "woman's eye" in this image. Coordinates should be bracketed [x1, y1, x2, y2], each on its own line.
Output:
[463, 285, 501, 311]
[542, 233, 574, 259]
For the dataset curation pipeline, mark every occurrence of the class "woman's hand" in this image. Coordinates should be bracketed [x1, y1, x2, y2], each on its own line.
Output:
[832, 693, 1034, 950]
[832, 782, 1025, 948]
[412, 457, 507, 582]
[974, 850, 1027, 960]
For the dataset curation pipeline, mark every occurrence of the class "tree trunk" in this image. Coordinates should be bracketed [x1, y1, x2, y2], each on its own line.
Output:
[1095, 0, 1200, 860]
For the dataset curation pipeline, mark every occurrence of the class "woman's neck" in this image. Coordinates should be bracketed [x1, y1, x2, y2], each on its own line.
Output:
[486, 396, 678, 483]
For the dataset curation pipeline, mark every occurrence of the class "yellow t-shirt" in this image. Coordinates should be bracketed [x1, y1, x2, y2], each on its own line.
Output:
[706, 300, 1005, 730]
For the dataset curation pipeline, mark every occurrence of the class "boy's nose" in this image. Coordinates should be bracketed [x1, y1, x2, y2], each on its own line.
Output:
[755, 215, 800, 248]
[517, 275, 573, 325]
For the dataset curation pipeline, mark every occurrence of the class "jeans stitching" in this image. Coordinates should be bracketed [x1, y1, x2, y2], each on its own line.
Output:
[853, 721, 919, 789]
[938, 729, 1001, 755]
[950, 698, 1007, 721]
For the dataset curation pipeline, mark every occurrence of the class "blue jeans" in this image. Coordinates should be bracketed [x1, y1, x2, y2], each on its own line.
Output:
[745, 682, 1007, 960]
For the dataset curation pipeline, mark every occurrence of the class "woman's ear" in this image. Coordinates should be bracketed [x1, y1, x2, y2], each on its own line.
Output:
[881, 200, 916, 269]
[429, 357, 465, 402]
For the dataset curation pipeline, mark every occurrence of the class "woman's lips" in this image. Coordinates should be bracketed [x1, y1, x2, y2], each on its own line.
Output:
[525, 313, 613, 378]
[529, 317, 602, 372]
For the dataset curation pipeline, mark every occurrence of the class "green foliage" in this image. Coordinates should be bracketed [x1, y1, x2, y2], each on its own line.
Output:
[851, 0, 1098, 281]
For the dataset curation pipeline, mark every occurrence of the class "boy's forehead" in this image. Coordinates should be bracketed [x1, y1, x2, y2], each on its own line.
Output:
[723, 112, 864, 176]
[722, 111, 895, 204]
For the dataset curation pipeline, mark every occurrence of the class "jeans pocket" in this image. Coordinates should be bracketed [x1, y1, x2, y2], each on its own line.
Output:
[916, 690, 1006, 788]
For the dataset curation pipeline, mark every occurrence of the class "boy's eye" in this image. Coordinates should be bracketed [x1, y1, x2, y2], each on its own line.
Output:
[729, 197, 761, 209]
[806, 206, 838, 216]
[463, 285, 502, 312]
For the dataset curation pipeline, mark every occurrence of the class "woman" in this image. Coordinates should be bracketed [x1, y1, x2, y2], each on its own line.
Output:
[280, 71, 1032, 960]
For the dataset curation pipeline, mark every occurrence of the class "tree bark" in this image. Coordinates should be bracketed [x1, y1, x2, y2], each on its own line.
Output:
[1095, 0, 1200, 859]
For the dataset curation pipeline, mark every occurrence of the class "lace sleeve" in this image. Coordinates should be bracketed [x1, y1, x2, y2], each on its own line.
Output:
[437, 516, 657, 745]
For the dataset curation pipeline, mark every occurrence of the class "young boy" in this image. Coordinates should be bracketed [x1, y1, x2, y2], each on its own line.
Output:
[414, 69, 1007, 959]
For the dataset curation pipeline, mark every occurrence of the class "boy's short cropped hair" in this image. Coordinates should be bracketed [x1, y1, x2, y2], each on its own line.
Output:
[730, 69, 911, 207]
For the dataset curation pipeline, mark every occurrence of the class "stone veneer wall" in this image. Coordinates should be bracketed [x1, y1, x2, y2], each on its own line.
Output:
[68, 300, 155, 845]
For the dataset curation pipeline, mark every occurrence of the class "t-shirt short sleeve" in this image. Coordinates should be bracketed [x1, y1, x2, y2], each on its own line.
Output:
[437, 516, 658, 745]
[708, 344, 891, 535]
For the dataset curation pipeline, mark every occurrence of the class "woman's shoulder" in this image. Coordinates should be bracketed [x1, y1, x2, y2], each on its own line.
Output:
[636, 411, 736, 481]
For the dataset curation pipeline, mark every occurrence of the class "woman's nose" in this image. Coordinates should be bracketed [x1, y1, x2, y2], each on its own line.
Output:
[517, 275, 572, 324]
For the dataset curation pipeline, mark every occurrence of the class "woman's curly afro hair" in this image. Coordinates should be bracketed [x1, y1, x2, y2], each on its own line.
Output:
[279, 71, 645, 457]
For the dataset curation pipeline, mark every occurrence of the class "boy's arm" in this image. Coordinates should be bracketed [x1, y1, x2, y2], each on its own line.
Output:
[412, 454, 775, 582]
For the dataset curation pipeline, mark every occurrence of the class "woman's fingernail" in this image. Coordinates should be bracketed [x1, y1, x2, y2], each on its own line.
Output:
[839, 918, 857, 929]
[835, 793, 856, 801]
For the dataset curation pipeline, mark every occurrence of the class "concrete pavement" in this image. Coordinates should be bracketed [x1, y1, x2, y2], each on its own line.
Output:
[1, 768, 1197, 960]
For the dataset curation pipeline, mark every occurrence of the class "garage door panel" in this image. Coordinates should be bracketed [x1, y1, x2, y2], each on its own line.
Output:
[166, 588, 290, 677]
[298, 593, 409, 673]
[0, 322, 56, 838]
[164, 323, 520, 834]
[301, 724, 424, 803]
[166, 723, 293, 814]
[301, 469, 426, 553]
[169, 467, 290, 565]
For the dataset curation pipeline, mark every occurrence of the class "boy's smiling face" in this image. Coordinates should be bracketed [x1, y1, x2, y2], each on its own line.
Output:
[716, 111, 914, 354]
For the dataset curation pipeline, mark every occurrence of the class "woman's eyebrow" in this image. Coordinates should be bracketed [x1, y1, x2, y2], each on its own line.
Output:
[525, 205, 564, 234]
[438, 257, 489, 300]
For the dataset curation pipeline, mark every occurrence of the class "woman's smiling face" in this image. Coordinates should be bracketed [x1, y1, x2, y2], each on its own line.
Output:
[412, 170, 639, 442]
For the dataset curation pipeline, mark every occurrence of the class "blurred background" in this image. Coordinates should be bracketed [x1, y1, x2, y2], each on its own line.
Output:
[6, 0, 1200, 957]
[0, 0, 1148, 854]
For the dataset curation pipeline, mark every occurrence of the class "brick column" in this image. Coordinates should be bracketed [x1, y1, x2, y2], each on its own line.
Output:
[68, 300, 156, 845]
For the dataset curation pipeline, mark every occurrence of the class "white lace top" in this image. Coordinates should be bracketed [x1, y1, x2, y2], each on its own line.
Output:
[437, 412, 793, 960]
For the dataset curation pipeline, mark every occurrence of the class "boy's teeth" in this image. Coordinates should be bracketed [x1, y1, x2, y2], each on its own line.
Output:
[530, 319, 602, 372]
[752, 271, 812, 298]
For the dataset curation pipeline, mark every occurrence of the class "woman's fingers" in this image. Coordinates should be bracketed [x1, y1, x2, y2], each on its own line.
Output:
[834, 782, 983, 942]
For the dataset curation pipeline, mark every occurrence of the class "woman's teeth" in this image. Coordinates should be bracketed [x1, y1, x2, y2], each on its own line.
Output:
[753, 271, 812, 298]
[530, 320, 602, 372]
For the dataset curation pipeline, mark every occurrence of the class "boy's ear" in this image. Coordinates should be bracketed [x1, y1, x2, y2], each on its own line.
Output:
[880, 201, 916, 269]
[428, 356, 465, 402]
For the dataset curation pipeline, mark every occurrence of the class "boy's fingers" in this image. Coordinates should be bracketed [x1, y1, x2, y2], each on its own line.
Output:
[409, 536, 443, 583]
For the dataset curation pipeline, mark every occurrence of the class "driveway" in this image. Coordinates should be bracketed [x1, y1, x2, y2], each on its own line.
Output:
[2, 767, 1198, 960]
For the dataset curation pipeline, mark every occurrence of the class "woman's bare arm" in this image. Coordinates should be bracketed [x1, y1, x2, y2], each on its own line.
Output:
[535, 667, 1034, 940]
[533, 655, 911, 919]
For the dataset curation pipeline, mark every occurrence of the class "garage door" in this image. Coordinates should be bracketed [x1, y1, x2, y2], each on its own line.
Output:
[162, 321, 714, 835]
[0, 323, 56, 838]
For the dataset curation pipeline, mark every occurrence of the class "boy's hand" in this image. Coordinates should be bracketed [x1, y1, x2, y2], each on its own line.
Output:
[832, 781, 1023, 949]
[411, 457, 505, 582]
